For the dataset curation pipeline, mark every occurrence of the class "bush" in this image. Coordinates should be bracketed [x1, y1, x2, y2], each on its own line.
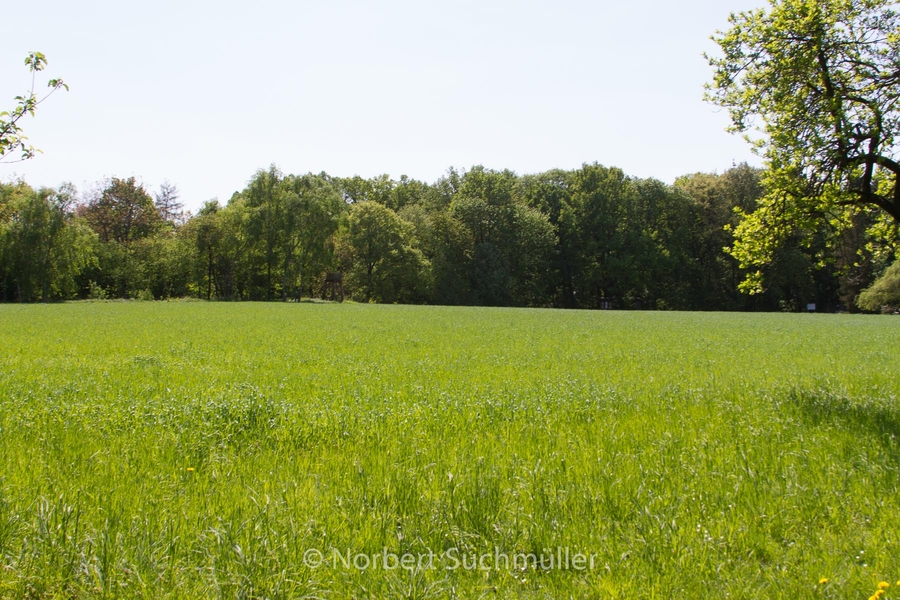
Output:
[87, 281, 108, 301]
[858, 261, 900, 312]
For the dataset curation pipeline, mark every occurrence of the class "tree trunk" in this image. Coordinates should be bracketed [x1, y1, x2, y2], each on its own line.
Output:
[282, 256, 289, 302]
[207, 246, 213, 301]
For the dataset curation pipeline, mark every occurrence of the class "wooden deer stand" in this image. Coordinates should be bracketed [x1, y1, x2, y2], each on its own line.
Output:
[321, 272, 344, 302]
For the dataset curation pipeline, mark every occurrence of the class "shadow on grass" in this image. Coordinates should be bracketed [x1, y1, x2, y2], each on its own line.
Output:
[786, 388, 900, 461]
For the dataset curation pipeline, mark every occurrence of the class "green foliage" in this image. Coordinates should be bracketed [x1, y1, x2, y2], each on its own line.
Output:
[450, 167, 556, 306]
[0, 181, 96, 301]
[0, 52, 67, 163]
[857, 259, 900, 311]
[233, 167, 344, 300]
[0, 303, 899, 597]
[551, 164, 702, 309]
[136, 231, 195, 300]
[339, 201, 432, 303]
[81, 177, 161, 245]
[707, 0, 900, 292]
[675, 169, 748, 309]
[86, 280, 107, 301]
[279, 173, 344, 300]
[338, 173, 438, 212]
[403, 208, 474, 305]
[1, 161, 879, 310]
[78, 177, 168, 298]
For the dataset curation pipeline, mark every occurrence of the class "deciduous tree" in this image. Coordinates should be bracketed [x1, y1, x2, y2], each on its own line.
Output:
[707, 0, 900, 293]
[0, 182, 95, 301]
[339, 201, 431, 303]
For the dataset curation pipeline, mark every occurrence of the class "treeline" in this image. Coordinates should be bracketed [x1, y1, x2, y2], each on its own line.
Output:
[0, 163, 878, 310]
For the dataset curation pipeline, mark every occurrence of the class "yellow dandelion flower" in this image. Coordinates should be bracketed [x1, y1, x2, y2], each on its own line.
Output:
[879, 582, 890, 590]
[819, 577, 829, 585]
[874, 590, 885, 600]
[186, 467, 195, 472]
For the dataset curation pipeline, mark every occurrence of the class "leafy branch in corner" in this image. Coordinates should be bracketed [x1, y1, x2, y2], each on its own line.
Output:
[1, 51, 68, 163]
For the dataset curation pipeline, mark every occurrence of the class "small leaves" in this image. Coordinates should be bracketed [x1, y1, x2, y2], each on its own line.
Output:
[708, 0, 900, 292]
[1, 52, 67, 163]
[23, 51, 47, 71]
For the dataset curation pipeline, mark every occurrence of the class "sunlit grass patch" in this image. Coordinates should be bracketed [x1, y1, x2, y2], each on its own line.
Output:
[0, 303, 898, 598]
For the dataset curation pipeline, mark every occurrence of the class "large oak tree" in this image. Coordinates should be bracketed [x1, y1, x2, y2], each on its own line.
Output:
[707, 0, 900, 293]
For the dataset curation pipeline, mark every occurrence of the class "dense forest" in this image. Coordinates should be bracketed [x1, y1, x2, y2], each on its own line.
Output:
[0, 163, 891, 311]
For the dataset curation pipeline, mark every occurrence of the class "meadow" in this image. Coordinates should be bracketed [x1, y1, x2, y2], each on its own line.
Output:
[0, 302, 898, 599]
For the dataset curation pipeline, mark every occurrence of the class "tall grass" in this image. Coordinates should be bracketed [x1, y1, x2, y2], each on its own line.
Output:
[0, 303, 898, 598]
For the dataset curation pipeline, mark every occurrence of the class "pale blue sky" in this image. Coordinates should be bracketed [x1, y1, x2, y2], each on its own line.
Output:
[3, 0, 766, 210]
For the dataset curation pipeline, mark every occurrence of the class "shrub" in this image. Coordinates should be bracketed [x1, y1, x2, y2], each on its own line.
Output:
[858, 261, 900, 312]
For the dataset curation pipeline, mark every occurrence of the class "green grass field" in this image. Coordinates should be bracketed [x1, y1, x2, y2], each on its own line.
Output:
[1, 302, 898, 599]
